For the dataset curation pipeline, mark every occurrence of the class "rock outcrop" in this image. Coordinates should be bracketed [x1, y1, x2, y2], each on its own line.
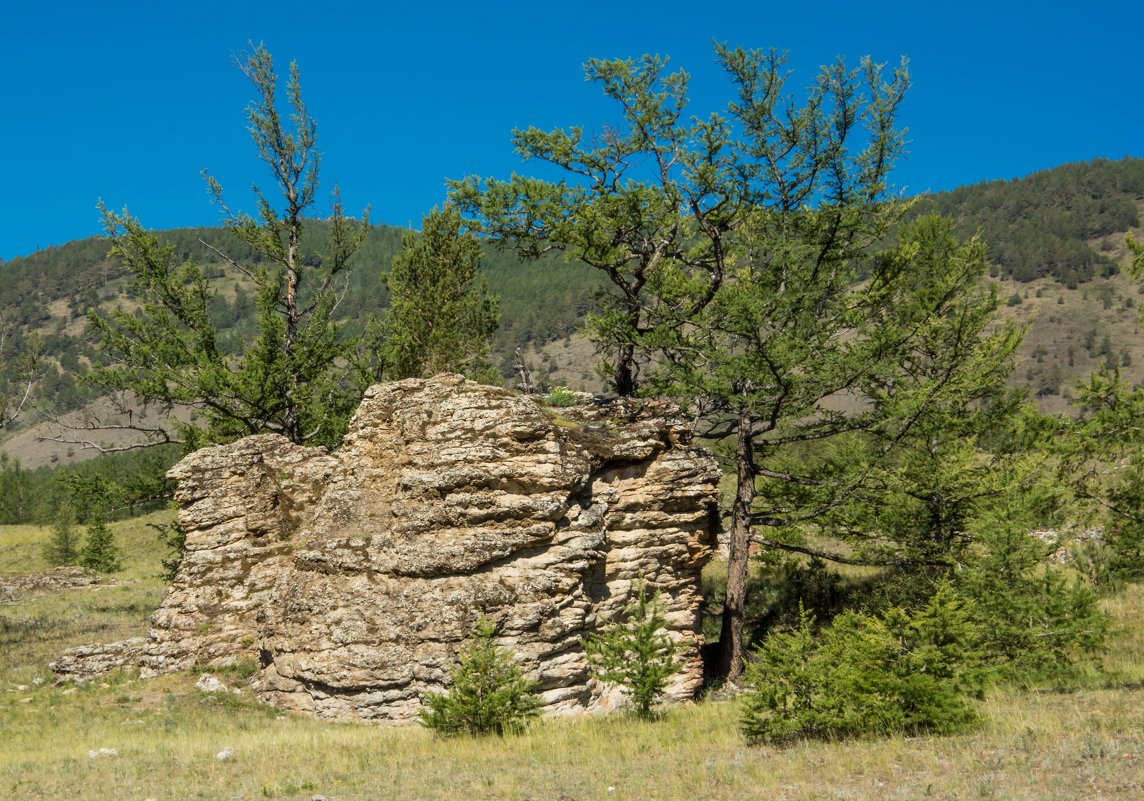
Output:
[53, 375, 720, 723]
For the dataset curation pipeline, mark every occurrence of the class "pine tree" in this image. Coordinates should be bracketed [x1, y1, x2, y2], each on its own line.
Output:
[582, 585, 680, 719]
[78, 506, 121, 573]
[382, 205, 499, 381]
[43, 503, 80, 566]
[419, 617, 540, 737]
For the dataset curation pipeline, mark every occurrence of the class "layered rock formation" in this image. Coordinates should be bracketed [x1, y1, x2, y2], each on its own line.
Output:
[54, 375, 720, 723]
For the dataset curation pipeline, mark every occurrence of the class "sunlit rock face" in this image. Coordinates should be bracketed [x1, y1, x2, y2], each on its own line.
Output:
[54, 375, 720, 724]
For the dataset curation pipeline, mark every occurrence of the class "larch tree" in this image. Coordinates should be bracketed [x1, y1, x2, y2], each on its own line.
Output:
[458, 44, 1026, 681]
[84, 43, 371, 451]
[450, 52, 745, 396]
[381, 204, 500, 382]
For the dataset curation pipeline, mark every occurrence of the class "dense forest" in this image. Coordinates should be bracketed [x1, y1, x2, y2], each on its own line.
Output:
[910, 157, 1144, 285]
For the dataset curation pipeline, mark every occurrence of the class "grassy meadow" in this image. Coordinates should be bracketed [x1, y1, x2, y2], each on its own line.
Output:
[2, 516, 1142, 801]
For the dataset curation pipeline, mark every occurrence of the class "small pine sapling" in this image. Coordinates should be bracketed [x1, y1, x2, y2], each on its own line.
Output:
[583, 583, 680, 719]
[419, 616, 540, 736]
[740, 587, 982, 746]
[78, 505, 122, 573]
[43, 503, 80, 566]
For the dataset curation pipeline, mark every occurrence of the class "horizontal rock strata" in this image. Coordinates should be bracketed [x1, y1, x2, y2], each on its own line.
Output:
[54, 375, 720, 722]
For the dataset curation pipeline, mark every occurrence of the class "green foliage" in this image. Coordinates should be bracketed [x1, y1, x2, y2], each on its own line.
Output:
[42, 503, 80, 566]
[78, 506, 121, 573]
[381, 205, 500, 382]
[457, 46, 909, 397]
[0, 447, 178, 526]
[543, 386, 578, 407]
[149, 519, 186, 582]
[419, 617, 540, 737]
[957, 493, 1107, 682]
[652, 210, 1017, 677]
[741, 587, 982, 746]
[89, 44, 371, 450]
[582, 585, 680, 719]
[1058, 371, 1144, 593]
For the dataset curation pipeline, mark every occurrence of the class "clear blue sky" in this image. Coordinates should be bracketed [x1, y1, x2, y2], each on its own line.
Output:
[1, 0, 1139, 261]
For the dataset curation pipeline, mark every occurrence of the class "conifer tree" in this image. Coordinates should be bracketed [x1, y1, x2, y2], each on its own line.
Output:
[78, 505, 121, 573]
[582, 584, 680, 719]
[43, 503, 80, 567]
[88, 44, 371, 451]
[419, 617, 540, 737]
[381, 205, 499, 381]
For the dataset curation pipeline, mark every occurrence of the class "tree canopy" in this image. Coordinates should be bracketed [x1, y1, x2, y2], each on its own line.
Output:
[454, 45, 910, 396]
[85, 44, 372, 451]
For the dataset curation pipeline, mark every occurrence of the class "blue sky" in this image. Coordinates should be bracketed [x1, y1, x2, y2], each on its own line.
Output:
[1, 0, 1139, 261]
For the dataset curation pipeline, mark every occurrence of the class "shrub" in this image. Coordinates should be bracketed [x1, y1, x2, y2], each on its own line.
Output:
[583, 584, 680, 719]
[957, 511, 1106, 682]
[544, 386, 578, 407]
[419, 616, 540, 737]
[740, 585, 982, 746]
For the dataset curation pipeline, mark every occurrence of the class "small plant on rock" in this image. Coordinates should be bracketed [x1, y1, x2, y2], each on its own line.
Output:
[583, 583, 680, 720]
[419, 616, 540, 737]
[544, 386, 578, 407]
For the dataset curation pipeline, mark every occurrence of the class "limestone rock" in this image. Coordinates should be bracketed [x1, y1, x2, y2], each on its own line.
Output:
[54, 375, 720, 723]
[50, 637, 148, 680]
[194, 673, 229, 693]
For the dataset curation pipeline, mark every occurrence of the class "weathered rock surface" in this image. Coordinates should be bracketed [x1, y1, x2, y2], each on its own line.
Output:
[2, 566, 106, 598]
[53, 375, 720, 723]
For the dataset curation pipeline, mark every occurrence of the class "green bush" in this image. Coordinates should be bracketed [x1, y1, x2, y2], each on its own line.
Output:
[583, 584, 680, 719]
[544, 386, 578, 407]
[419, 617, 540, 737]
[957, 511, 1106, 683]
[740, 585, 982, 746]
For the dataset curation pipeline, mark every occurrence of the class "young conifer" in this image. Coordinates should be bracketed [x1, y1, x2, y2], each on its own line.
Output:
[419, 616, 539, 737]
[582, 583, 680, 720]
[78, 505, 121, 573]
[43, 503, 80, 566]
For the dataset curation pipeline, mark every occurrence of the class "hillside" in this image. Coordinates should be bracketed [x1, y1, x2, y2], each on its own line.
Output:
[1, 156, 1142, 466]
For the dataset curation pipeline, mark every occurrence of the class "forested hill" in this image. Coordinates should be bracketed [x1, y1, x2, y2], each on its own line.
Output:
[0, 156, 1141, 435]
[910, 157, 1144, 286]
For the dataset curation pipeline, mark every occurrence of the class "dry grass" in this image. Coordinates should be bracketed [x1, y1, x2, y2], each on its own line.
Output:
[3, 518, 1143, 801]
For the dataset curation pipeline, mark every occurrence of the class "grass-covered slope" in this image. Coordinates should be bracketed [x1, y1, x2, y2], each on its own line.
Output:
[2, 517, 1143, 800]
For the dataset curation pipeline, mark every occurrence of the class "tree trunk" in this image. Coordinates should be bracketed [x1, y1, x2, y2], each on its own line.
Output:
[614, 343, 637, 397]
[718, 409, 755, 681]
[282, 200, 302, 443]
